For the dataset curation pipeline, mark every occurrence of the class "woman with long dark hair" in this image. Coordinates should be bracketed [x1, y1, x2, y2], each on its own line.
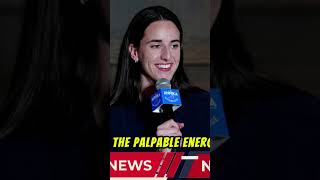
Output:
[0, 0, 105, 139]
[110, 6, 210, 150]
[0, 0, 108, 179]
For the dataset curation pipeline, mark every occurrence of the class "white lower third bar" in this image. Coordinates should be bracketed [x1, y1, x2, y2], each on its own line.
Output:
[181, 156, 199, 160]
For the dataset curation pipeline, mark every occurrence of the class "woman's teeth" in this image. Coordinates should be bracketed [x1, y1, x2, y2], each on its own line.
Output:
[156, 64, 171, 69]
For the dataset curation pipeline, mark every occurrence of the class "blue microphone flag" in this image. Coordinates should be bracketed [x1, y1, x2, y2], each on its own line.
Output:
[151, 88, 182, 113]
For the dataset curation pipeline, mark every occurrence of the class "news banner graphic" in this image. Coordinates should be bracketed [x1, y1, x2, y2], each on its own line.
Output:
[111, 136, 210, 179]
[112, 136, 210, 148]
[110, 152, 210, 179]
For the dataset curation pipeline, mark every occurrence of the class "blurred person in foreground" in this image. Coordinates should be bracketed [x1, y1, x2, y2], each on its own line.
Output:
[0, 0, 109, 179]
[211, 0, 320, 179]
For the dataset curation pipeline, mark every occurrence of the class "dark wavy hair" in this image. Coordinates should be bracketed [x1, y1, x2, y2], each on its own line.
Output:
[110, 6, 190, 105]
[210, 0, 256, 90]
[0, 0, 107, 139]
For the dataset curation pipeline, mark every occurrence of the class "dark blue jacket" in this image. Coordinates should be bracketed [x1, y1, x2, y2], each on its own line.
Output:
[110, 88, 210, 151]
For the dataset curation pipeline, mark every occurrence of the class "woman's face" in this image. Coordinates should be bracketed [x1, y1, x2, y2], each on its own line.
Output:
[130, 20, 181, 86]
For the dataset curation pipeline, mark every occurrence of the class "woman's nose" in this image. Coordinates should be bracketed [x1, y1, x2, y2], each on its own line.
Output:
[160, 46, 171, 61]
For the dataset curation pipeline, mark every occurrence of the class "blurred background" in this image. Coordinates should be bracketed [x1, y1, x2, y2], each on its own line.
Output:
[0, 0, 25, 103]
[1, 0, 320, 105]
[233, 0, 320, 96]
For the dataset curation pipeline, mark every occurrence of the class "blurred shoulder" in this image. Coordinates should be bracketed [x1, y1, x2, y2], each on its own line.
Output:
[180, 87, 210, 106]
[181, 86, 209, 99]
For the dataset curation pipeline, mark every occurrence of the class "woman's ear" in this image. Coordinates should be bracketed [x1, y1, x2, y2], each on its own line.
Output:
[128, 44, 139, 63]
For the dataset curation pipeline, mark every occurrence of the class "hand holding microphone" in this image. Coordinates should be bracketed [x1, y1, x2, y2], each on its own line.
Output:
[156, 119, 184, 136]
[151, 78, 184, 151]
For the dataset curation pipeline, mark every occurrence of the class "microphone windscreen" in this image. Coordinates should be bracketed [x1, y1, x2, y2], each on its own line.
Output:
[156, 78, 171, 90]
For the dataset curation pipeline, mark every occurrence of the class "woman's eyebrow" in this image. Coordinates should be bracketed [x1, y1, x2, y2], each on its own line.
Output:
[146, 39, 180, 44]
[146, 39, 162, 44]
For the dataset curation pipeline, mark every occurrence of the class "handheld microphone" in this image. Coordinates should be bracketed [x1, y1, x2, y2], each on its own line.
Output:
[151, 78, 182, 123]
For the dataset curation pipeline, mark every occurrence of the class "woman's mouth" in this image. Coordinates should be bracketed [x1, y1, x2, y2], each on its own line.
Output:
[155, 63, 173, 72]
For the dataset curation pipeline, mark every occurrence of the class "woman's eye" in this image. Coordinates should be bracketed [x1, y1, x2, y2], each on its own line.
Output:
[150, 44, 161, 49]
[171, 44, 180, 49]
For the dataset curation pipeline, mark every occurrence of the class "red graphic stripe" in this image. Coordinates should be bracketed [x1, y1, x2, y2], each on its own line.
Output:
[157, 152, 175, 177]
[167, 152, 184, 178]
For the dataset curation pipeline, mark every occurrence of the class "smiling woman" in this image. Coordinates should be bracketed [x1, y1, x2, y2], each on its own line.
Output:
[110, 6, 189, 105]
[129, 20, 181, 97]
[109, 5, 210, 151]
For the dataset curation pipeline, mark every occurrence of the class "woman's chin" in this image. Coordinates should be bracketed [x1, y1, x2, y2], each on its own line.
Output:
[156, 74, 173, 81]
